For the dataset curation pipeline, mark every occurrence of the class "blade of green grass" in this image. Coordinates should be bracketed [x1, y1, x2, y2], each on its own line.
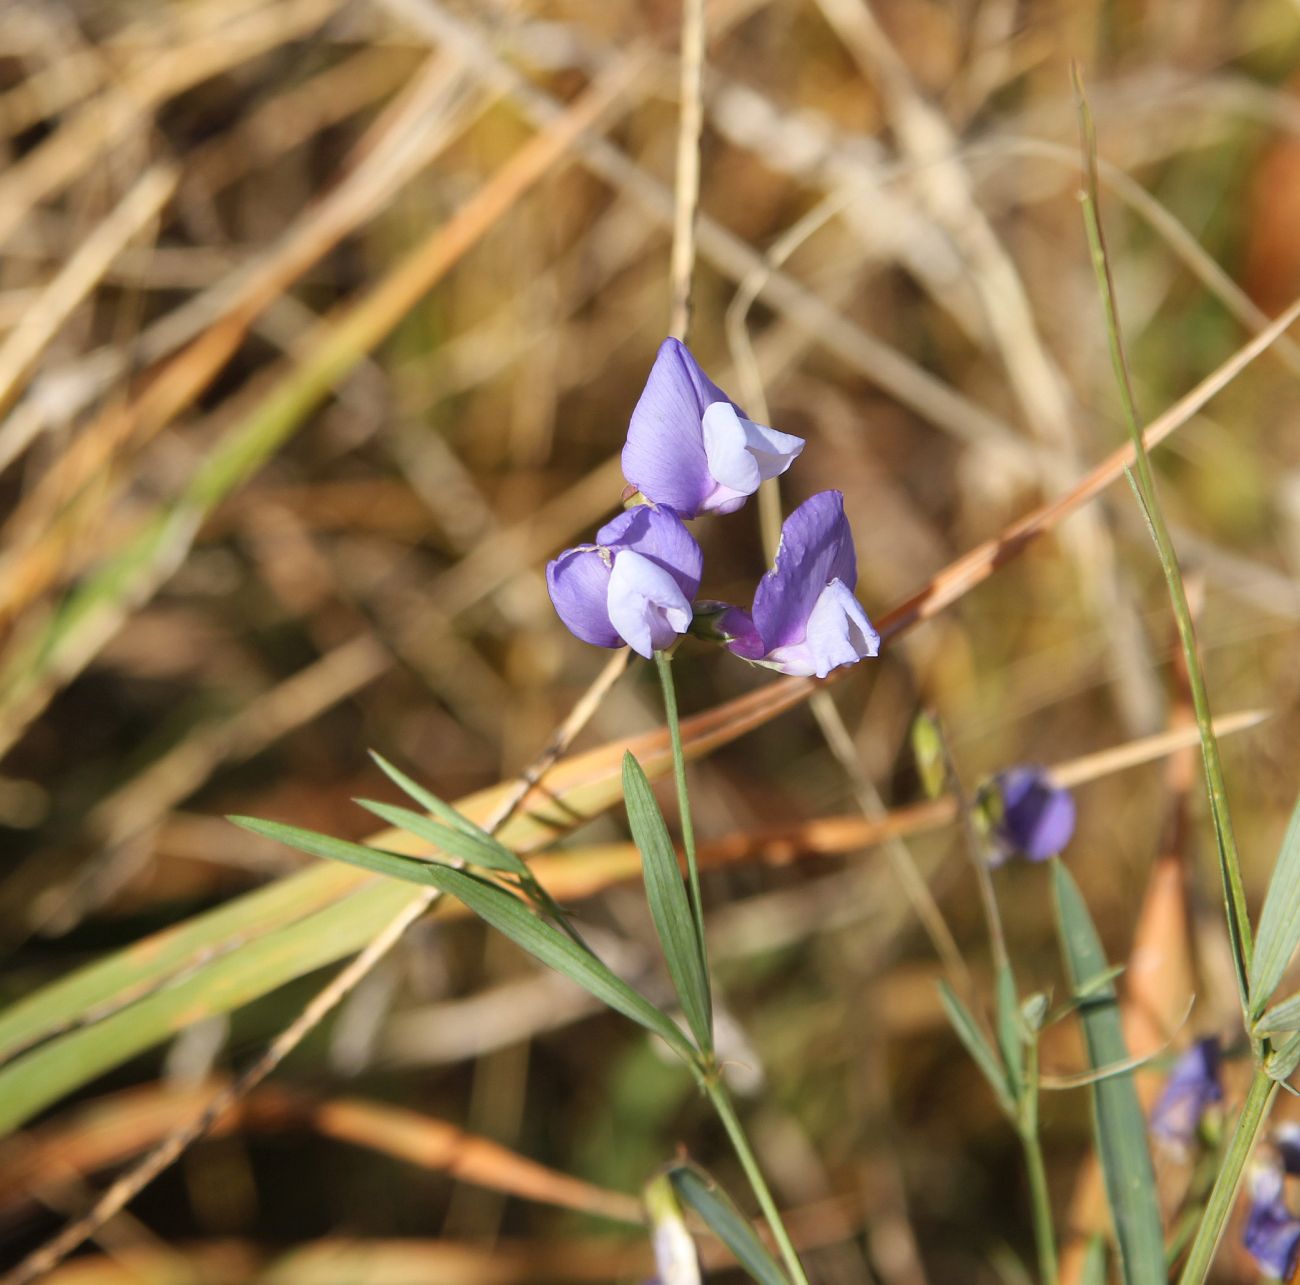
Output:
[622, 752, 711, 1052]
[1248, 790, 1300, 1022]
[352, 799, 529, 876]
[668, 1164, 789, 1285]
[1075, 69, 1252, 1011]
[1053, 859, 1164, 1284]
[409, 861, 693, 1061]
[229, 817, 453, 886]
[937, 980, 1015, 1115]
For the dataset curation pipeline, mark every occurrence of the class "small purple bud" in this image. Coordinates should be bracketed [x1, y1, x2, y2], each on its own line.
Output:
[722, 491, 879, 678]
[1150, 1037, 1223, 1149]
[989, 766, 1075, 863]
[1244, 1163, 1300, 1280]
[622, 339, 804, 518]
[546, 505, 703, 659]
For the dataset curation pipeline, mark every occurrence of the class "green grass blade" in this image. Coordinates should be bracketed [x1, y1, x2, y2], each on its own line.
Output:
[668, 1164, 789, 1285]
[1052, 859, 1164, 1284]
[1075, 73, 1252, 1011]
[622, 752, 712, 1052]
[229, 817, 446, 887]
[412, 860, 693, 1061]
[995, 961, 1025, 1103]
[937, 980, 1015, 1115]
[353, 799, 528, 876]
[0, 859, 360, 1067]
[1248, 790, 1300, 1021]
[368, 752, 487, 840]
[1256, 991, 1300, 1036]
[0, 875, 419, 1134]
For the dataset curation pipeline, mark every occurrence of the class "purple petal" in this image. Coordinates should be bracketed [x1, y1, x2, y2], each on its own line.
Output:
[622, 340, 724, 517]
[1150, 1038, 1223, 1148]
[606, 550, 693, 658]
[596, 504, 702, 601]
[750, 492, 858, 650]
[762, 578, 880, 677]
[546, 546, 620, 648]
[993, 767, 1076, 862]
[1244, 1165, 1300, 1280]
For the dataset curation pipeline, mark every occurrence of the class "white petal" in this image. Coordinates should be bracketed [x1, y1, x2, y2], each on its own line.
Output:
[606, 550, 692, 658]
[804, 579, 879, 678]
[701, 402, 805, 496]
[762, 579, 879, 677]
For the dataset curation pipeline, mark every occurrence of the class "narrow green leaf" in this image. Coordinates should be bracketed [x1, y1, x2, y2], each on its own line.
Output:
[1249, 790, 1300, 1020]
[369, 751, 486, 839]
[668, 1164, 789, 1285]
[414, 861, 694, 1061]
[354, 799, 528, 876]
[1052, 859, 1163, 1285]
[229, 817, 444, 887]
[623, 752, 712, 1051]
[937, 981, 1015, 1115]
[1256, 991, 1300, 1035]
[995, 961, 1024, 1103]
[1265, 1031, 1300, 1086]
[1078, 1235, 1108, 1285]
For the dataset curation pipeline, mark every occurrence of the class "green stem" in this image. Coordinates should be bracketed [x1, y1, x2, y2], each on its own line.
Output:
[1018, 1047, 1058, 1285]
[704, 1077, 811, 1285]
[655, 649, 711, 1034]
[1075, 82, 1252, 1009]
[1177, 1067, 1278, 1284]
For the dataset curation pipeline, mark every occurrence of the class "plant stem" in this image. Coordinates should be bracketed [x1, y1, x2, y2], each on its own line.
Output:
[1018, 1070, 1058, 1285]
[1177, 1066, 1278, 1283]
[655, 649, 711, 1033]
[1075, 77, 1253, 1009]
[704, 1077, 811, 1285]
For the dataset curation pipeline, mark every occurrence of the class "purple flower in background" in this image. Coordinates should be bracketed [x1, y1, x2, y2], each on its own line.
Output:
[721, 491, 879, 678]
[988, 766, 1075, 863]
[1244, 1163, 1300, 1280]
[622, 338, 804, 518]
[547, 505, 702, 658]
[1150, 1037, 1223, 1149]
[1277, 1123, 1300, 1176]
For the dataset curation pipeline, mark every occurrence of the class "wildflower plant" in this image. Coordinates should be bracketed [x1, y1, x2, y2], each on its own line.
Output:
[235, 339, 879, 1285]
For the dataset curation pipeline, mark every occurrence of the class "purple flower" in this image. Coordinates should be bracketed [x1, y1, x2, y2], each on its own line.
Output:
[721, 491, 880, 678]
[1244, 1163, 1300, 1280]
[546, 505, 703, 659]
[988, 766, 1075, 863]
[1276, 1123, 1300, 1176]
[1150, 1037, 1223, 1148]
[622, 338, 804, 518]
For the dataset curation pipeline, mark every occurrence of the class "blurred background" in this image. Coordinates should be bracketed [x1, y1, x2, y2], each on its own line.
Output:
[1, 0, 1300, 1280]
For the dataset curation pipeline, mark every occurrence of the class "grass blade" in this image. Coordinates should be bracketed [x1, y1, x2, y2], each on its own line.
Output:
[622, 752, 712, 1052]
[938, 980, 1015, 1115]
[368, 752, 487, 839]
[668, 1164, 789, 1285]
[1249, 790, 1300, 1021]
[1257, 992, 1300, 1035]
[1052, 859, 1164, 1284]
[353, 799, 528, 876]
[229, 817, 448, 887]
[411, 861, 694, 1061]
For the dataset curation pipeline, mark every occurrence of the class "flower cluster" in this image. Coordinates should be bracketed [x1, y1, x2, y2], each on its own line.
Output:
[547, 339, 880, 675]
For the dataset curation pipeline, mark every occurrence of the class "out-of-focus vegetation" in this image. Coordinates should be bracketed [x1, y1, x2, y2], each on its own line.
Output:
[2, 0, 1300, 1280]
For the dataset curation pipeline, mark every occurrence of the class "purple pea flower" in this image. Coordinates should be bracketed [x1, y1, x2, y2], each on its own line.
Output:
[622, 338, 805, 518]
[988, 766, 1076, 863]
[721, 491, 880, 678]
[1244, 1162, 1300, 1281]
[1150, 1037, 1223, 1149]
[546, 504, 702, 659]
